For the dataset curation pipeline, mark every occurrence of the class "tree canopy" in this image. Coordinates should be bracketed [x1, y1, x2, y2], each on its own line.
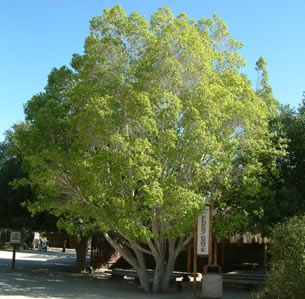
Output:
[213, 56, 283, 238]
[261, 99, 305, 228]
[0, 141, 57, 232]
[10, 6, 280, 292]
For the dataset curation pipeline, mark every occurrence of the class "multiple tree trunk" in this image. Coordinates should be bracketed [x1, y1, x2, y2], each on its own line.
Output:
[103, 231, 192, 293]
[71, 232, 187, 293]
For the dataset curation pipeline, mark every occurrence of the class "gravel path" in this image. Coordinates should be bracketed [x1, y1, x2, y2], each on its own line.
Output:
[0, 249, 250, 299]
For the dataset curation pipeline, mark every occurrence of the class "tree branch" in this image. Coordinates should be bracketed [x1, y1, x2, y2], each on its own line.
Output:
[116, 229, 153, 256]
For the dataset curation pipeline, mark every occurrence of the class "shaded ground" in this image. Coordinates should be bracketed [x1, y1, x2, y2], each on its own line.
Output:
[0, 249, 250, 298]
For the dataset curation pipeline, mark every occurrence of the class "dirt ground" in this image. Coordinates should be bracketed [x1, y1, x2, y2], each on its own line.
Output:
[0, 248, 250, 299]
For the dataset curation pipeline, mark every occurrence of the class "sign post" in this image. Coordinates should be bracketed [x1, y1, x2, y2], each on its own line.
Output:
[10, 231, 21, 271]
[193, 205, 211, 294]
[197, 205, 210, 256]
[209, 203, 213, 264]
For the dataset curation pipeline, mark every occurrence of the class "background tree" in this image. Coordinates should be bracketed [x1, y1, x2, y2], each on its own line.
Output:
[255, 56, 277, 108]
[10, 66, 92, 271]
[12, 6, 280, 292]
[263, 100, 305, 225]
[0, 140, 57, 232]
[213, 57, 282, 238]
[243, 93, 305, 235]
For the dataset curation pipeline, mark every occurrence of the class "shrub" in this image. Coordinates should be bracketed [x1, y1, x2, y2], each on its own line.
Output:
[253, 215, 305, 299]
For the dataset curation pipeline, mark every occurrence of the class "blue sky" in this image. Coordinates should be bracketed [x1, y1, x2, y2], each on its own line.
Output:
[1, 0, 305, 142]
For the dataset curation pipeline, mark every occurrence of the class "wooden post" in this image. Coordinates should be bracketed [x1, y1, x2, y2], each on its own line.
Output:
[264, 243, 267, 273]
[213, 239, 218, 265]
[193, 216, 198, 294]
[187, 244, 192, 273]
[62, 234, 67, 252]
[11, 245, 17, 271]
[208, 203, 213, 264]
[221, 241, 225, 269]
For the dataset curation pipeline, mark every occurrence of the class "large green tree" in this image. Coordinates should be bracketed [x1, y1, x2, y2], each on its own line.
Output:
[12, 6, 279, 292]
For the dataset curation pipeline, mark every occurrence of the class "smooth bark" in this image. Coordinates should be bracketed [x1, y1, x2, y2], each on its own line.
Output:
[104, 231, 193, 293]
[74, 237, 88, 272]
[103, 232, 150, 292]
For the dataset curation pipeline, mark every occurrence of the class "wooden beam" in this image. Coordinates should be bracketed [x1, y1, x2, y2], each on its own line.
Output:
[11, 245, 17, 271]
[187, 243, 191, 272]
[213, 239, 218, 265]
[264, 243, 267, 273]
[193, 216, 198, 294]
[221, 241, 225, 269]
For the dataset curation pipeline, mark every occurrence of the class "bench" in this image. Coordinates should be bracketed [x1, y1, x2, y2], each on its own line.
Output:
[232, 263, 260, 271]
[223, 272, 266, 289]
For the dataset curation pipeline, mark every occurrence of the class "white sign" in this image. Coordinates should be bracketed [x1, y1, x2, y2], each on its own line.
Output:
[10, 231, 21, 244]
[197, 206, 210, 256]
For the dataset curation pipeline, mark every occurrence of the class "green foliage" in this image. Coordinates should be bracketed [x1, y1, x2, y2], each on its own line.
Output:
[277, 103, 305, 214]
[11, 5, 279, 247]
[213, 57, 282, 238]
[251, 101, 305, 234]
[0, 141, 57, 231]
[255, 56, 278, 111]
[253, 215, 305, 299]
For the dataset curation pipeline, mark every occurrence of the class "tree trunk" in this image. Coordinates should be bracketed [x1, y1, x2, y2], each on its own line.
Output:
[74, 237, 88, 272]
[102, 232, 192, 293]
[132, 241, 150, 293]
[161, 249, 177, 292]
[135, 267, 150, 293]
[158, 239, 177, 292]
[103, 232, 150, 292]
[152, 259, 165, 293]
[157, 238, 192, 292]
[150, 239, 183, 293]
